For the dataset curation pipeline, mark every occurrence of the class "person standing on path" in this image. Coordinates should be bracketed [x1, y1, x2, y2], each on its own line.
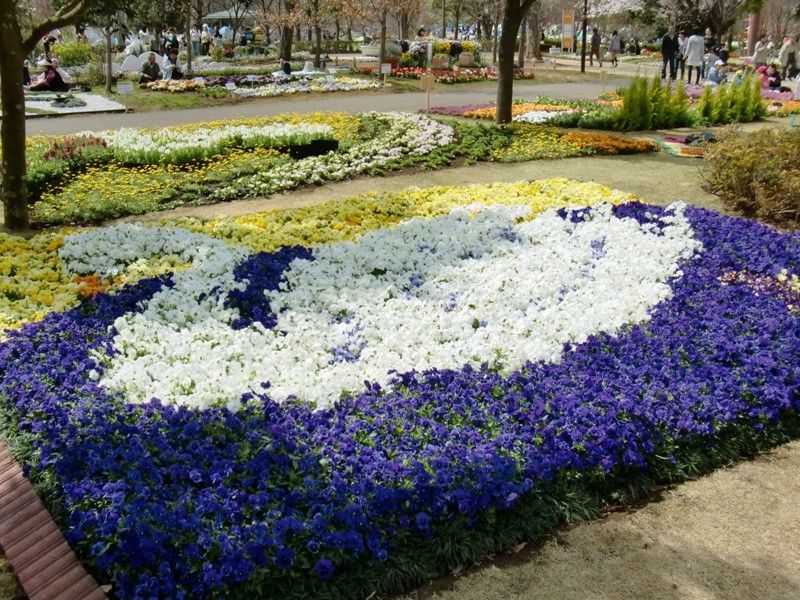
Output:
[778, 36, 796, 79]
[661, 26, 679, 80]
[702, 28, 716, 77]
[684, 30, 705, 84]
[677, 31, 687, 80]
[609, 31, 621, 67]
[590, 28, 603, 67]
[753, 34, 769, 68]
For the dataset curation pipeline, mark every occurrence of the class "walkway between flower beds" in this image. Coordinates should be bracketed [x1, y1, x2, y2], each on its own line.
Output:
[26, 79, 628, 137]
[0, 439, 106, 600]
[402, 440, 800, 600]
[131, 152, 725, 223]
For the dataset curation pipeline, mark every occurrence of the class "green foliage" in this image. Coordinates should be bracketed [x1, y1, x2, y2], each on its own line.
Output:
[51, 40, 95, 67]
[702, 128, 800, 227]
[615, 76, 694, 131]
[695, 76, 768, 125]
[210, 45, 226, 62]
[225, 411, 800, 599]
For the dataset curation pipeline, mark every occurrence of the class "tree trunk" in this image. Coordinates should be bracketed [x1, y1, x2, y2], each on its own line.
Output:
[492, 15, 499, 64]
[496, 1, 524, 124]
[314, 23, 322, 66]
[347, 22, 353, 52]
[335, 17, 340, 42]
[529, 10, 540, 59]
[186, 2, 193, 78]
[454, 7, 460, 39]
[400, 11, 410, 39]
[281, 25, 293, 59]
[442, 1, 446, 38]
[378, 9, 388, 66]
[104, 27, 113, 93]
[746, 12, 760, 55]
[0, 6, 29, 230]
[518, 15, 526, 67]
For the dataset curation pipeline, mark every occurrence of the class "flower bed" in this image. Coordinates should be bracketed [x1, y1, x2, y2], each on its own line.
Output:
[29, 112, 455, 225]
[383, 66, 534, 84]
[491, 125, 656, 162]
[233, 77, 384, 98]
[1, 179, 799, 599]
[87, 123, 334, 165]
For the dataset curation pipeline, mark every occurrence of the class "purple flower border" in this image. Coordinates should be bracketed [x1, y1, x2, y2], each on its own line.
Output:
[0, 203, 798, 598]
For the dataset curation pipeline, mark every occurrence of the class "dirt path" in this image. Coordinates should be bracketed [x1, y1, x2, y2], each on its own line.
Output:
[134, 152, 721, 223]
[400, 440, 800, 600]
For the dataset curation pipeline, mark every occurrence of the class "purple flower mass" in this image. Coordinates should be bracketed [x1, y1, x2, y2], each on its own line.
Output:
[0, 203, 798, 599]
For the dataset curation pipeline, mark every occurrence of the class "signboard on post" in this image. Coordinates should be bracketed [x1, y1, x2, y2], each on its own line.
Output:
[116, 82, 133, 95]
[380, 63, 392, 75]
[419, 72, 435, 110]
[562, 10, 575, 52]
[225, 81, 237, 91]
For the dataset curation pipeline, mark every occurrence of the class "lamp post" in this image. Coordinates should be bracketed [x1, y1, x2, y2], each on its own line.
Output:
[580, 0, 587, 72]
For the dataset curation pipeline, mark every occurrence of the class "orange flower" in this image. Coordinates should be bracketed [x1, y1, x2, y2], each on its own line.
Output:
[74, 275, 110, 298]
[561, 131, 656, 154]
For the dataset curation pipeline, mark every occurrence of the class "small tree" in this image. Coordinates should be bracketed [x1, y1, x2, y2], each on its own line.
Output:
[1, 0, 95, 230]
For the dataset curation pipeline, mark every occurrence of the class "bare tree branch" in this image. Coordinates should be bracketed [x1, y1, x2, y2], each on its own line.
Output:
[22, 0, 90, 54]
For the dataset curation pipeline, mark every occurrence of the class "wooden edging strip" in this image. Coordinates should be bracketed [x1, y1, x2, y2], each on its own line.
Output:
[0, 439, 107, 600]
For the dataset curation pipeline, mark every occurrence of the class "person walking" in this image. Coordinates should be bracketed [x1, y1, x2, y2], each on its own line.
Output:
[660, 26, 678, 80]
[753, 34, 769, 68]
[684, 29, 705, 84]
[677, 31, 687, 80]
[778, 36, 796, 79]
[609, 30, 621, 67]
[590, 27, 603, 67]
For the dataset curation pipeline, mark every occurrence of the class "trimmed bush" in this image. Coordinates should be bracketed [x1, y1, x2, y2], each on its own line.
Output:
[701, 128, 800, 227]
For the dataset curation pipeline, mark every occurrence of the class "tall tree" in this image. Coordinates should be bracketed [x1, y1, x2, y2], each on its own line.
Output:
[1, 0, 94, 230]
[495, 0, 535, 124]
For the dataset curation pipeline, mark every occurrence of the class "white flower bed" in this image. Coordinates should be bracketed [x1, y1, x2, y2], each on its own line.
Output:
[62, 203, 700, 410]
[211, 112, 455, 200]
[233, 77, 383, 98]
[513, 110, 575, 124]
[84, 123, 333, 164]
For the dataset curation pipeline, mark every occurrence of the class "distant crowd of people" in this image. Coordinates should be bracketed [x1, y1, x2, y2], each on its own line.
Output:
[659, 27, 797, 88]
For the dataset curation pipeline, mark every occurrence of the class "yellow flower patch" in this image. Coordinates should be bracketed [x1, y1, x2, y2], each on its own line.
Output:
[464, 103, 574, 119]
[3, 178, 637, 336]
[171, 178, 636, 253]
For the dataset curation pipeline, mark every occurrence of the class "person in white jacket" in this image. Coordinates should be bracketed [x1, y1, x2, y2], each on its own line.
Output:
[684, 30, 705, 84]
[753, 34, 769, 67]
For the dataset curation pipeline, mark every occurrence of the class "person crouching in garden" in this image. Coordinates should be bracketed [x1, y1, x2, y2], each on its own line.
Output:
[29, 57, 68, 91]
[162, 48, 184, 80]
[139, 53, 161, 85]
[660, 26, 678, 80]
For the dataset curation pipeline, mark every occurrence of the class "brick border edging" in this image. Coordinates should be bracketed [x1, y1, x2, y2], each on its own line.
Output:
[0, 439, 107, 600]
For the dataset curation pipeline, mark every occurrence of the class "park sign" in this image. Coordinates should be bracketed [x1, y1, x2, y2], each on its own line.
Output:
[562, 10, 574, 52]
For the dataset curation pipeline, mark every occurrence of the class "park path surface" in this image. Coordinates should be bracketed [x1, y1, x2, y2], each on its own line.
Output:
[25, 78, 628, 136]
[133, 152, 718, 223]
